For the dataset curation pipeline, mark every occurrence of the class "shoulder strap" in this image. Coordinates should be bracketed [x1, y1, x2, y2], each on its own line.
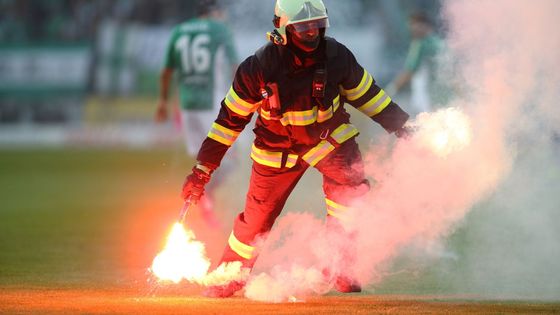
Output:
[254, 44, 269, 65]
[255, 43, 281, 84]
[324, 36, 338, 59]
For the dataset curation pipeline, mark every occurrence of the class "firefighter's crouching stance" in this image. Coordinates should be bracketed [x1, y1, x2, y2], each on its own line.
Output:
[181, 0, 412, 297]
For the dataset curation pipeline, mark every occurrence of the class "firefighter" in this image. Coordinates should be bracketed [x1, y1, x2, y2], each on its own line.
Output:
[182, 0, 411, 297]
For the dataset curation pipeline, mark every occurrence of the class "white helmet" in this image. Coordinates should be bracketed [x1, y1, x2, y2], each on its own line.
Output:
[268, 0, 330, 45]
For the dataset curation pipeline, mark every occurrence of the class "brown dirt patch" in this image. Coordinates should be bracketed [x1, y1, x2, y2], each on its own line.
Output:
[1, 288, 559, 314]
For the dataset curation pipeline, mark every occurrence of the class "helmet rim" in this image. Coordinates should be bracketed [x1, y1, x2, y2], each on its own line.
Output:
[273, 0, 329, 45]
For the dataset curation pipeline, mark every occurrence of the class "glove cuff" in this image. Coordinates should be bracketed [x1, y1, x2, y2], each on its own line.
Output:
[195, 163, 213, 175]
[191, 163, 213, 183]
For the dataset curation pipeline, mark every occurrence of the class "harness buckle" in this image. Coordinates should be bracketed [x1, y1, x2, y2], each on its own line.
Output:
[320, 128, 330, 140]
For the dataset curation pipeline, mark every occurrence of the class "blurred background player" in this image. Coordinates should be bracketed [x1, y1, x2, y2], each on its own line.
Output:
[155, 0, 239, 226]
[387, 11, 444, 115]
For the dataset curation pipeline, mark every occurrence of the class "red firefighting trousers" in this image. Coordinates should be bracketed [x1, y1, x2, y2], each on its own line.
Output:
[220, 138, 369, 268]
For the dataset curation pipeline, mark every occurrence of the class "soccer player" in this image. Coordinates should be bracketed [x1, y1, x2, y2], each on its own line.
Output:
[156, 0, 238, 224]
[387, 11, 445, 114]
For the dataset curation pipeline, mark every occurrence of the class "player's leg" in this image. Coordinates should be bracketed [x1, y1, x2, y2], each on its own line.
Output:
[180, 109, 214, 157]
[181, 109, 222, 227]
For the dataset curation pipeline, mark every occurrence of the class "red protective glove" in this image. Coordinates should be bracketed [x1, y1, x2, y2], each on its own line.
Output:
[181, 165, 212, 203]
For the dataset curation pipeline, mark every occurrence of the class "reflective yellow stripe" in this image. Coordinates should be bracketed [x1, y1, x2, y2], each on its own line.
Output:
[301, 124, 358, 167]
[260, 108, 272, 120]
[250, 144, 298, 169]
[342, 70, 373, 101]
[326, 198, 350, 220]
[285, 154, 298, 168]
[250, 144, 283, 168]
[358, 89, 392, 117]
[317, 107, 333, 123]
[260, 95, 341, 125]
[330, 124, 359, 144]
[317, 95, 340, 123]
[224, 86, 259, 116]
[207, 122, 240, 146]
[333, 95, 341, 112]
[228, 232, 254, 260]
[302, 140, 335, 167]
[251, 125, 358, 169]
[280, 108, 317, 126]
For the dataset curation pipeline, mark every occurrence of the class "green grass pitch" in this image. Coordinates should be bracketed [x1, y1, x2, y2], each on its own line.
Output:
[1, 148, 559, 314]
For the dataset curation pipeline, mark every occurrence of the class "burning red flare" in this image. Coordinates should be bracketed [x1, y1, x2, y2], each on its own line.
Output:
[151, 223, 210, 284]
[414, 107, 472, 157]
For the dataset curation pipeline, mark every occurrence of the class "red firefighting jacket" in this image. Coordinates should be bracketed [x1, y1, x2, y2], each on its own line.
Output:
[197, 37, 409, 169]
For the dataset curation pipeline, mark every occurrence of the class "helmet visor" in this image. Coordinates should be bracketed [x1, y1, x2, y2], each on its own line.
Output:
[289, 18, 329, 33]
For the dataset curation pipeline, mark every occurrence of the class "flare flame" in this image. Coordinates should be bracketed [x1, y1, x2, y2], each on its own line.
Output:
[415, 108, 472, 157]
[151, 223, 210, 284]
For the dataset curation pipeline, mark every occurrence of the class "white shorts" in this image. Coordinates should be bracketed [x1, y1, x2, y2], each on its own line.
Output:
[410, 65, 432, 114]
[180, 109, 217, 156]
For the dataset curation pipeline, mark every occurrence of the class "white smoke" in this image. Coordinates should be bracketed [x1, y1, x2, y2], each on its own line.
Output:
[430, 0, 560, 299]
[239, 0, 560, 302]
